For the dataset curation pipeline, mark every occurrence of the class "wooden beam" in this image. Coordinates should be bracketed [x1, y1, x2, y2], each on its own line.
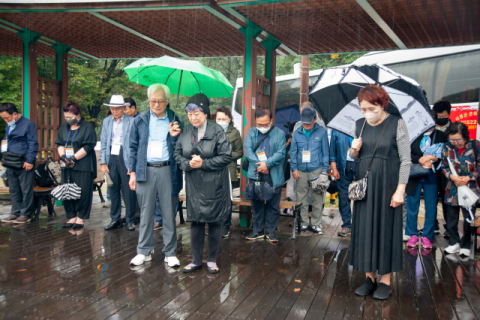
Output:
[300, 55, 309, 104]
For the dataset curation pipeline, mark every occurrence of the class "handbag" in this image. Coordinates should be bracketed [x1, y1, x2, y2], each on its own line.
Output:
[409, 163, 432, 178]
[242, 127, 274, 172]
[348, 117, 391, 201]
[1, 151, 26, 170]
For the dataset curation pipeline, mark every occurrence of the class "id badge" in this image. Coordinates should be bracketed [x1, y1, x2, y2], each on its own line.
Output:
[346, 148, 354, 161]
[111, 144, 121, 156]
[65, 147, 74, 157]
[1, 139, 7, 153]
[302, 149, 311, 163]
[148, 141, 163, 159]
[257, 148, 267, 161]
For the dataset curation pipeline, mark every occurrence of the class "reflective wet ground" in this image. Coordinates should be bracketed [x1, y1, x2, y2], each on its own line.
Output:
[0, 196, 478, 320]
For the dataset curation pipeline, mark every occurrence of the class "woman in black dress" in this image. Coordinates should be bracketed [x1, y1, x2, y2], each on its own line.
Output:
[56, 100, 97, 229]
[350, 85, 411, 300]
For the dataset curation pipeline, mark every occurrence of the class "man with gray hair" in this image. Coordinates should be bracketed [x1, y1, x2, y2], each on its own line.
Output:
[129, 83, 183, 267]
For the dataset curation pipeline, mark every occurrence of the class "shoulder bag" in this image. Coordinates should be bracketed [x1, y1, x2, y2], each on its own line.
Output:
[348, 117, 391, 201]
[242, 127, 274, 172]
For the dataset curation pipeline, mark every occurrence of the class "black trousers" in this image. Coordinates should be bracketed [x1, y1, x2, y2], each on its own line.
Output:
[62, 169, 94, 220]
[251, 185, 282, 234]
[445, 205, 475, 249]
[190, 221, 222, 265]
[108, 148, 137, 223]
[6, 167, 35, 217]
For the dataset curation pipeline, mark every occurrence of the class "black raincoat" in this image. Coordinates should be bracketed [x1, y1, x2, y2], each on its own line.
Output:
[174, 120, 232, 223]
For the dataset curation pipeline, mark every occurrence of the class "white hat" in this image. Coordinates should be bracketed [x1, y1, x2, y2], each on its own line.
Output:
[103, 95, 126, 107]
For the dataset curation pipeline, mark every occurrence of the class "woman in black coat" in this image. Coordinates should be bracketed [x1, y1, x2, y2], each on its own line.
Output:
[174, 94, 232, 274]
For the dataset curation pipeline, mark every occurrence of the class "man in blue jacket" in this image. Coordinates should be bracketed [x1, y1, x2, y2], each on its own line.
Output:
[128, 83, 183, 267]
[330, 129, 356, 237]
[245, 108, 286, 243]
[290, 107, 329, 234]
[0, 103, 38, 224]
[100, 95, 137, 231]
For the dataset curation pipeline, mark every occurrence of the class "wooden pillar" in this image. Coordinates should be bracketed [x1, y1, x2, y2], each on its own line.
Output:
[262, 36, 281, 116]
[239, 23, 262, 227]
[300, 55, 310, 104]
[54, 42, 71, 120]
[18, 29, 40, 119]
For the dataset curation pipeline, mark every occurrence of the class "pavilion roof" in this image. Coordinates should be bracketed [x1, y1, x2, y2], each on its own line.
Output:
[0, 0, 478, 59]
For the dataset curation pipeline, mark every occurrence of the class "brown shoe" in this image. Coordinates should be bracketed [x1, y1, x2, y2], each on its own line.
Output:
[13, 216, 30, 224]
[1, 215, 18, 223]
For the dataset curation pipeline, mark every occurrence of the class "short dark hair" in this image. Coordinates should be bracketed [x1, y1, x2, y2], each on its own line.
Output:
[215, 106, 234, 126]
[0, 102, 18, 115]
[124, 97, 136, 109]
[255, 108, 272, 120]
[433, 101, 452, 117]
[446, 121, 469, 141]
[62, 100, 81, 116]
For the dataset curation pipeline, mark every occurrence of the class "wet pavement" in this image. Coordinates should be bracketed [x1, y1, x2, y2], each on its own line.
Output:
[0, 194, 478, 320]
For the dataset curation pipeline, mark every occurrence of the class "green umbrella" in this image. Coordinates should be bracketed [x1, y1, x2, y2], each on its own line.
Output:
[124, 56, 234, 98]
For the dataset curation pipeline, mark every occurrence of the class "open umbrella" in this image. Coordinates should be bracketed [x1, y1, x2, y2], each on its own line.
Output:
[275, 104, 300, 135]
[309, 64, 435, 143]
[124, 56, 234, 120]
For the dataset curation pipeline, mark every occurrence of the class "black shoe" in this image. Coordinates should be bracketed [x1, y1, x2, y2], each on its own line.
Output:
[183, 265, 202, 273]
[72, 223, 84, 229]
[207, 266, 220, 274]
[127, 223, 135, 231]
[372, 283, 392, 300]
[443, 230, 449, 239]
[418, 228, 424, 235]
[104, 221, 123, 230]
[355, 277, 377, 296]
[434, 226, 440, 234]
[121, 217, 126, 224]
[222, 228, 230, 239]
[246, 231, 264, 240]
[63, 223, 74, 228]
[267, 232, 278, 243]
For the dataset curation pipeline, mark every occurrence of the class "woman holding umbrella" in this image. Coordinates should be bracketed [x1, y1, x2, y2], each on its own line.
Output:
[56, 100, 97, 229]
[174, 94, 232, 274]
[441, 122, 480, 257]
[349, 85, 411, 300]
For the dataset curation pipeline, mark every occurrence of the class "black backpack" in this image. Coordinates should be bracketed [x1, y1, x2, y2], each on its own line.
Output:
[35, 158, 61, 187]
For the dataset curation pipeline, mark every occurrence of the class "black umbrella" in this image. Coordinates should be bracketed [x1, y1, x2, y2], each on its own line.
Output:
[309, 64, 434, 143]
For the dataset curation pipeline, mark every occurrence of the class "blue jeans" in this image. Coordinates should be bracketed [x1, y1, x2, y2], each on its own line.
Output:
[336, 162, 355, 228]
[406, 182, 437, 239]
[155, 196, 179, 224]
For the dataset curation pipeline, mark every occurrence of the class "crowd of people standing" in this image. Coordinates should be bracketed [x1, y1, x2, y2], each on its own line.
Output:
[0, 83, 478, 300]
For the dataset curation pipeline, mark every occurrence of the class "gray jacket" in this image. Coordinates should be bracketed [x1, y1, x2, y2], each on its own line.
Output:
[100, 114, 134, 169]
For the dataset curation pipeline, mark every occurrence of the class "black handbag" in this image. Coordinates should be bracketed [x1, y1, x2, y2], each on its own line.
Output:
[409, 163, 432, 178]
[242, 127, 273, 172]
[1, 151, 26, 170]
[348, 117, 391, 201]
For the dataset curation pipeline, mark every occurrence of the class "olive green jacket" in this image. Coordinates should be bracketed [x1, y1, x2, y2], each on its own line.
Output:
[226, 125, 243, 182]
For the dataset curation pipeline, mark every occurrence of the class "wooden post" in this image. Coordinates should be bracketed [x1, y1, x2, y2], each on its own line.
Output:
[300, 55, 310, 104]
[239, 23, 262, 228]
[18, 29, 41, 119]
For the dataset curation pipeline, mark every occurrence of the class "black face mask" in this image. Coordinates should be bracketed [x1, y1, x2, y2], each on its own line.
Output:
[436, 118, 449, 126]
[67, 118, 79, 126]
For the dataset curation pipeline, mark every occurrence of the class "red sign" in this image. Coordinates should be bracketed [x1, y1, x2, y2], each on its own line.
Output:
[450, 104, 478, 140]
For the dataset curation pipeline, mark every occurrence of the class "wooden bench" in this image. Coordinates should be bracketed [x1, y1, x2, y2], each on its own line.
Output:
[178, 195, 302, 239]
[0, 186, 56, 221]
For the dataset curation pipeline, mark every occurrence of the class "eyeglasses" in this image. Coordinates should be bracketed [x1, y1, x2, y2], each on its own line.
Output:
[149, 99, 167, 105]
[256, 123, 271, 128]
[449, 139, 464, 144]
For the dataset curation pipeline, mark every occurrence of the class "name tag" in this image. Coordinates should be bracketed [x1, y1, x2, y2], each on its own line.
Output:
[257, 150, 267, 161]
[1, 140, 7, 153]
[111, 144, 121, 156]
[346, 148, 354, 161]
[65, 147, 74, 157]
[148, 141, 163, 159]
[302, 150, 311, 163]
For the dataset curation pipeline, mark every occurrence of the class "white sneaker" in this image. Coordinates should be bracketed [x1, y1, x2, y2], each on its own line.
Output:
[103, 201, 111, 208]
[459, 248, 471, 257]
[165, 256, 180, 267]
[130, 253, 152, 266]
[403, 229, 410, 242]
[444, 243, 461, 254]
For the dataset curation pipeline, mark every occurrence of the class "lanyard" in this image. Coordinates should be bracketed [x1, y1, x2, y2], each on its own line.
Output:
[66, 129, 78, 146]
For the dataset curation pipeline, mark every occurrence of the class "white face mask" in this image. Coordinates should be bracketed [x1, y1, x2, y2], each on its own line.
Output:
[217, 121, 229, 129]
[257, 126, 270, 134]
[364, 110, 382, 124]
[6, 119, 15, 126]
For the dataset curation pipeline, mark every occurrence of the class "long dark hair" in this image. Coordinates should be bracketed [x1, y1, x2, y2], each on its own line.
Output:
[215, 106, 234, 126]
[446, 122, 470, 141]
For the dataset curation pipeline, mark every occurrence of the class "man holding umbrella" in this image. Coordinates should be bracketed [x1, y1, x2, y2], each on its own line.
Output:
[129, 83, 183, 267]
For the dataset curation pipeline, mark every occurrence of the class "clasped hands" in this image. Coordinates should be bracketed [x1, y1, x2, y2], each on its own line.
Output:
[451, 174, 471, 187]
[190, 155, 203, 169]
[61, 155, 77, 168]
